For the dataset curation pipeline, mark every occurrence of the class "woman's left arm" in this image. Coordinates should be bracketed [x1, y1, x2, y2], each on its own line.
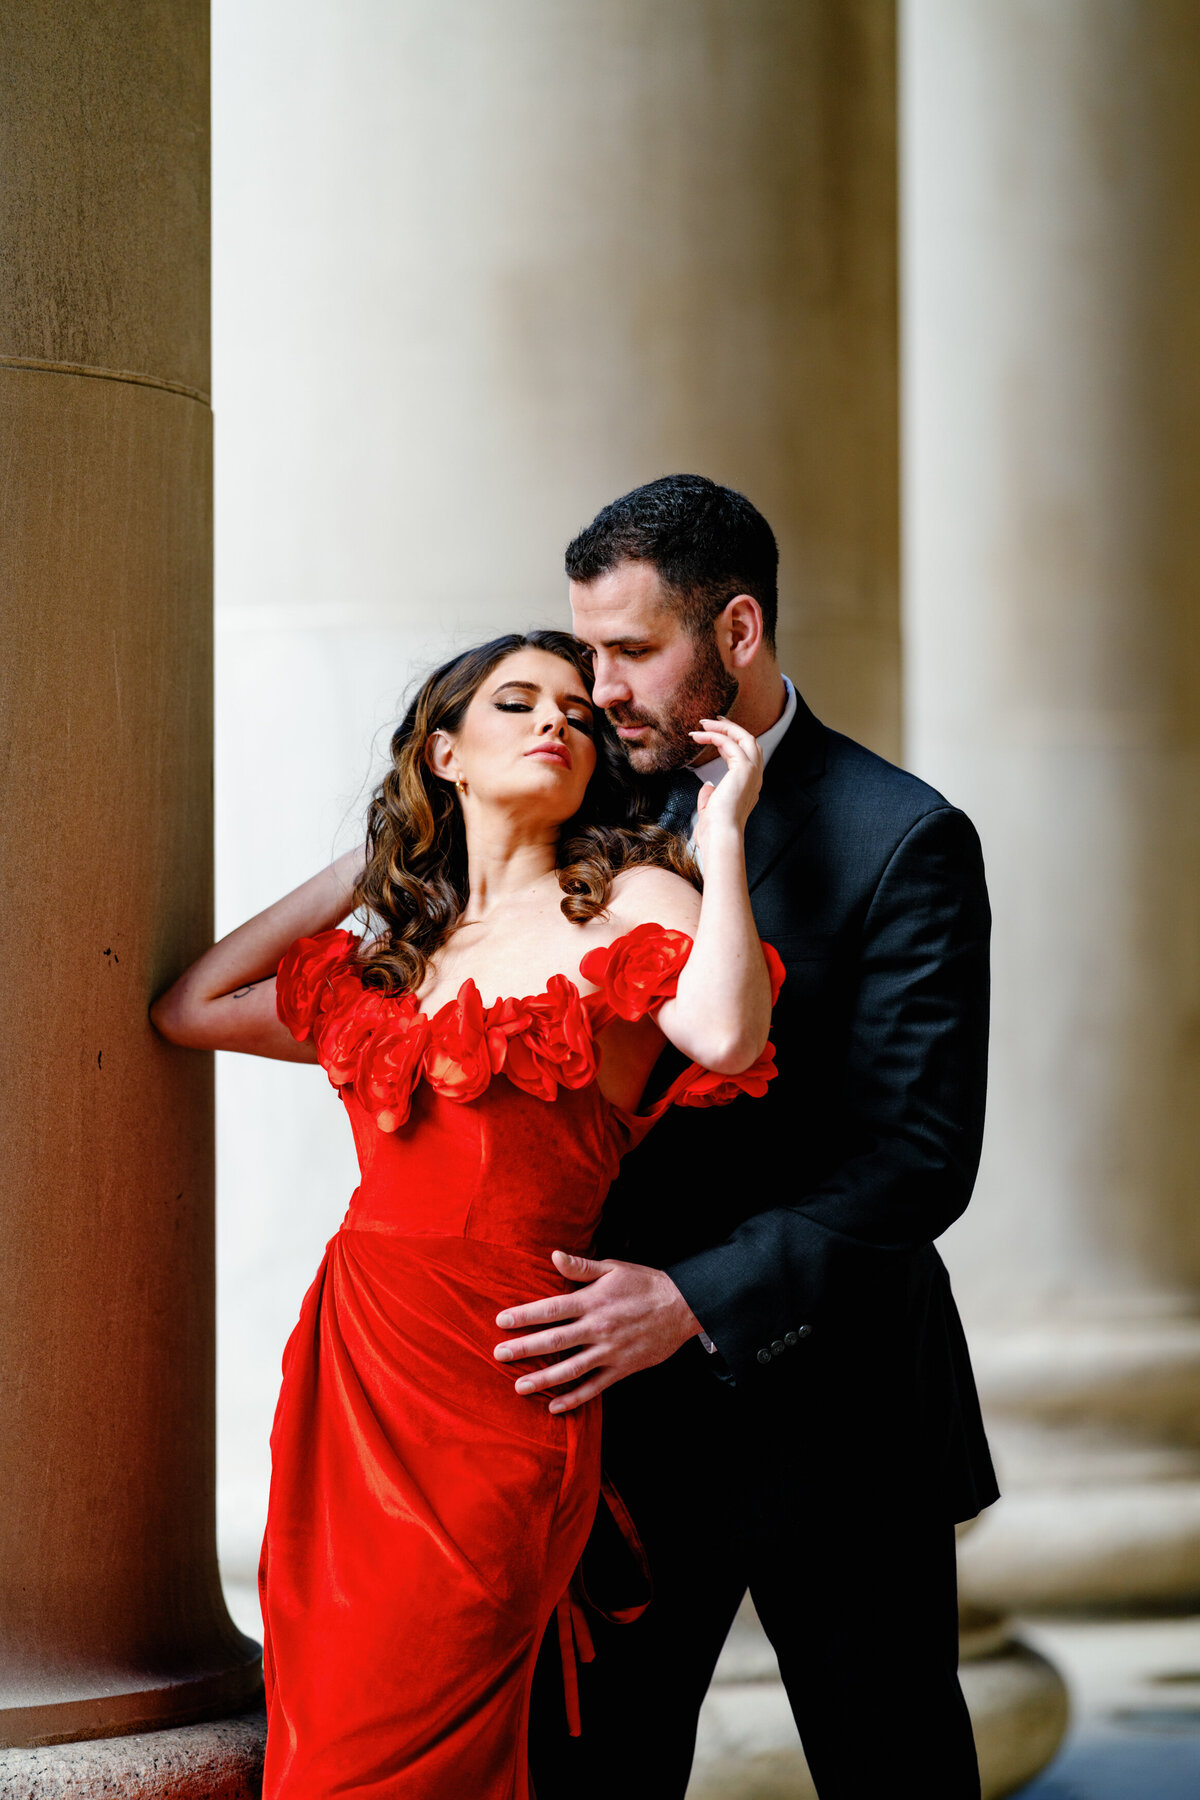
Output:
[149, 846, 365, 1058]
[629, 717, 772, 1074]
[493, 720, 773, 1410]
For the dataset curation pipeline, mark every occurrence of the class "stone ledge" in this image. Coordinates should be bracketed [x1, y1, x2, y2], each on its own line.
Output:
[960, 1482, 1200, 1610]
[0, 1710, 267, 1800]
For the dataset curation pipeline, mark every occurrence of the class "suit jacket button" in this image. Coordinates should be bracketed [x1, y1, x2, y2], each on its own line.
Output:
[770, 1340, 785, 1357]
[784, 1331, 799, 1348]
[756, 1348, 772, 1366]
[796, 1324, 812, 1339]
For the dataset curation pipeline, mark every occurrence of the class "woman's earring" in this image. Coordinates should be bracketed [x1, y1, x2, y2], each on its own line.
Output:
[454, 776, 468, 796]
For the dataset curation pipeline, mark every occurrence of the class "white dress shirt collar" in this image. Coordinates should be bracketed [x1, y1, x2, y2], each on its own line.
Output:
[685, 673, 797, 790]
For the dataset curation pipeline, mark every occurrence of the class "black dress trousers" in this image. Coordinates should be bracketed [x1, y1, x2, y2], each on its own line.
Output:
[528, 1349, 981, 1800]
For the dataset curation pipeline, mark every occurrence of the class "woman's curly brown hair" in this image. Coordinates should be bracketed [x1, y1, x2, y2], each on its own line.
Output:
[350, 631, 699, 997]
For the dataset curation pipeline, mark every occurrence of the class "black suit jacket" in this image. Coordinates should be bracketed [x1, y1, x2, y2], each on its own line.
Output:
[598, 693, 999, 1524]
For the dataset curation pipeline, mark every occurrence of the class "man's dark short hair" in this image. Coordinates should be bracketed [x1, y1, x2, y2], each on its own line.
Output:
[565, 474, 779, 648]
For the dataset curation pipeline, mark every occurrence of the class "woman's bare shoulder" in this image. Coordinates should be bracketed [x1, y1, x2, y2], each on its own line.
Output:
[607, 863, 702, 937]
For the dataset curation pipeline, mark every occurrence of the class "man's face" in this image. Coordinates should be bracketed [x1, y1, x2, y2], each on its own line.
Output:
[569, 559, 738, 774]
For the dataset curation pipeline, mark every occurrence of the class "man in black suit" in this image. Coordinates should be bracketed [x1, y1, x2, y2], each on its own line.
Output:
[502, 475, 998, 1799]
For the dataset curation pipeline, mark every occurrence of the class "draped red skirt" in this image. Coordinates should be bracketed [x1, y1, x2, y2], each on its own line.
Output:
[258, 1229, 601, 1800]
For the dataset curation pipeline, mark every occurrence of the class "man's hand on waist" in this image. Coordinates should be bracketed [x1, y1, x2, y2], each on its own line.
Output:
[492, 1249, 704, 1413]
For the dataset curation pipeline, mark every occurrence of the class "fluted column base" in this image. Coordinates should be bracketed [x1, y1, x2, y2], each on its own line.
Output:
[0, 1710, 266, 1800]
[686, 1597, 1069, 1800]
[960, 1318, 1200, 1612]
[0, 1656, 263, 1756]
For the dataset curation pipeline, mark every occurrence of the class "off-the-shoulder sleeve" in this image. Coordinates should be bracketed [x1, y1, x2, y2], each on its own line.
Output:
[275, 926, 363, 1041]
[578, 921, 695, 1020]
[654, 1036, 779, 1112]
[580, 924, 786, 1118]
[651, 938, 785, 1114]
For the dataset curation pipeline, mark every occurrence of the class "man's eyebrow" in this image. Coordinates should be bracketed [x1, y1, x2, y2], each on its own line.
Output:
[597, 637, 652, 650]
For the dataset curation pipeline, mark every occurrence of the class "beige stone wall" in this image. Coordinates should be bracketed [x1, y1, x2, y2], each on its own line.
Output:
[213, 0, 898, 745]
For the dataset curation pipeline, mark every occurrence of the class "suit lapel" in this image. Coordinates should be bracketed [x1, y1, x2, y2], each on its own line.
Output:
[744, 693, 827, 893]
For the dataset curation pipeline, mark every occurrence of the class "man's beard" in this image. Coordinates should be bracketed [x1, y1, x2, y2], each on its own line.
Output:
[607, 634, 740, 775]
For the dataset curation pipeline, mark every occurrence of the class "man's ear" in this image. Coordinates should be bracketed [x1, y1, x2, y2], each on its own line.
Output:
[425, 729, 457, 784]
[718, 594, 765, 669]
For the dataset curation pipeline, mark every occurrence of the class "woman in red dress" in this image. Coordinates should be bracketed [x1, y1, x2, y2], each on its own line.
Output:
[151, 630, 780, 1800]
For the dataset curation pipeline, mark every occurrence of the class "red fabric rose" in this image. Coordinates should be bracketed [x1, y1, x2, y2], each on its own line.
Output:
[498, 975, 598, 1101]
[424, 982, 493, 1103]
[314, 978, 400, 1089]
[578, 923, 694, 1022]
[761, 941, 787, 1006]
[484, 996, 535, 1077]
[275, 929, 363, 1041]
[671, 1040, 779, 1108]
[354, 1006, 432, 1133]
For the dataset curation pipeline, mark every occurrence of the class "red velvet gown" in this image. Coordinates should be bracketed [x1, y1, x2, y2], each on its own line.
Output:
[259, 922, 782, 1800]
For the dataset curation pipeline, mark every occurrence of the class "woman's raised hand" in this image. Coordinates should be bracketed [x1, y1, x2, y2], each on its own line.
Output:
[689, 716, 764, 855]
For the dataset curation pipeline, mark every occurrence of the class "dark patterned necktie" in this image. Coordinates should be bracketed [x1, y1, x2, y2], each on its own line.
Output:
[656, 769, 698, 838]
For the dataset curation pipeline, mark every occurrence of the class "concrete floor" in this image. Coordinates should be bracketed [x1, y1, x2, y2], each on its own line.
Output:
[221, 1577, 1200, 1796]
[1012, 1615, 1200, 1800]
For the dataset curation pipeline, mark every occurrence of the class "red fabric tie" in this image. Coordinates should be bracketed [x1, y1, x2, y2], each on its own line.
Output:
[555, 1474, 651, 1737]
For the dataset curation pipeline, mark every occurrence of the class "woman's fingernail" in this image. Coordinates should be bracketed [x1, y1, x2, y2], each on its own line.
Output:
[548, 1402, 564, 1414]
[497, 1312, 514, 1327]
[515, 1379, 533, 1394]
[494, 1345, 511, 1360]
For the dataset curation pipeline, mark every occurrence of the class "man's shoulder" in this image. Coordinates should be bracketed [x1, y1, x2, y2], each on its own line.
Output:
[752, 711, 984, 903]
[823, 727, 954, 817]
[786, 711, 973, 841]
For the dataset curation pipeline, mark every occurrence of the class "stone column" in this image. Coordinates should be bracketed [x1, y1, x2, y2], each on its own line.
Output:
[903, 0, 1200, 1608]
[0, 0, 261, 1755]
[213, 0, 903, 1583]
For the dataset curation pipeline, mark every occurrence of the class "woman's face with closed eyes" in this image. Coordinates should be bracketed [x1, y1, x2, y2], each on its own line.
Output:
[427, 648, 599, 822]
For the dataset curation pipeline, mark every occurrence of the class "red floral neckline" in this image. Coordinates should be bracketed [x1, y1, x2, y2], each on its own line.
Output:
[276, 923, 783, 1135]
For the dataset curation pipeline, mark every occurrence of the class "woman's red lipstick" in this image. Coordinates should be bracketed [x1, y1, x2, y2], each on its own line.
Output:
[525, 743, 571, 768]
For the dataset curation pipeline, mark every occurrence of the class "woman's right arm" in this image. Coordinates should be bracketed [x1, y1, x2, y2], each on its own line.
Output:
[148, 846, 365, 1059]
